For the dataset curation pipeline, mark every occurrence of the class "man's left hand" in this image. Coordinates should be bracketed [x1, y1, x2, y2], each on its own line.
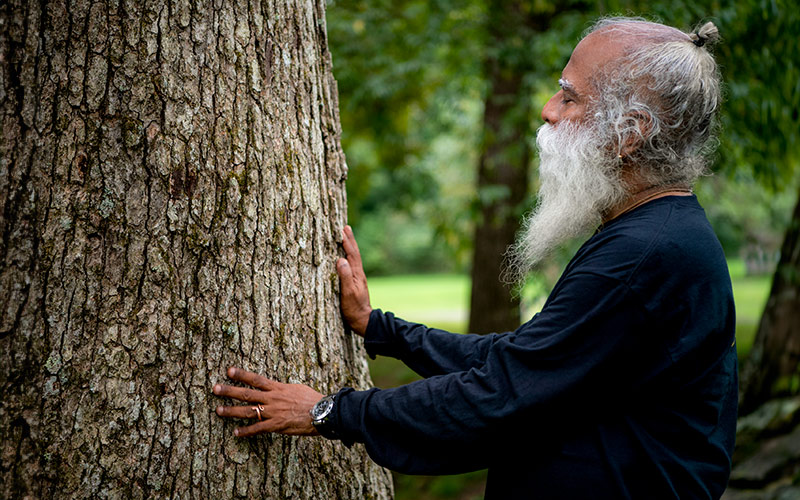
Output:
[213, 367, 323, 437]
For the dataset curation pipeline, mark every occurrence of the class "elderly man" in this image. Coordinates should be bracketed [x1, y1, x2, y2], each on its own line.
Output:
[213, 17, 737, 499]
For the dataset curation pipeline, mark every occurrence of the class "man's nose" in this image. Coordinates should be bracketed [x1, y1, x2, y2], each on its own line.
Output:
[541, 94, 558, 125]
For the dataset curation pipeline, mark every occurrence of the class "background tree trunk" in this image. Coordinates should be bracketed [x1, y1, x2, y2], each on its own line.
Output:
[468, 0, 530, 334]
[739, 183, 800, 415]
[0, 0, 393, 498]
[467, 2, 567, 334]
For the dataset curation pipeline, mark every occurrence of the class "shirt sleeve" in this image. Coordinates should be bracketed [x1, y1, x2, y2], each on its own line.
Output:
[364, 309, 509, 378]
[333, 272, 668, 475]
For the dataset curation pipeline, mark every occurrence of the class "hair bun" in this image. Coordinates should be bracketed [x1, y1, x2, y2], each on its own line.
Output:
[690, 21, 720, 48]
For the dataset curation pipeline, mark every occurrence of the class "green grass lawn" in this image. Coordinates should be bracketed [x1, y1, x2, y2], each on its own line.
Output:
[368, 273, 471, 332]
[365, 259, 772, 499]
[727, 259, 772, 359]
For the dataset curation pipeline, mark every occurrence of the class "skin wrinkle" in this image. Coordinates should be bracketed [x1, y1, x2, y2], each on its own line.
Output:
[558, 78, 577, 96]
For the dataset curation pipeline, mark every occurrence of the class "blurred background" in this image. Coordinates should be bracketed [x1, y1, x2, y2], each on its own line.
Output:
[325, 0, 799, 498]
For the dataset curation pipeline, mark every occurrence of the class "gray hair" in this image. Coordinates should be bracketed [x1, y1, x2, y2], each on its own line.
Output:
[585, 17, 722, 187]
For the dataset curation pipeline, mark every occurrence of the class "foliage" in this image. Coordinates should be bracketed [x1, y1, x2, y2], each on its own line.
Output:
[696, 173, 797, 262]
[327, 0, 486, 273]
[325, 2, 800, 496]
[577, 0, 800, 258]
[713, 0, 800, 188]
[328, 0, 799, 277]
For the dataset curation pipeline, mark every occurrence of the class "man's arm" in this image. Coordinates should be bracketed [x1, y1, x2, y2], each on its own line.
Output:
[213, 267, 722, 478]
[337, 225, 509, 377]
[331, 272, 661, 474]
[364, 309, 509, 378]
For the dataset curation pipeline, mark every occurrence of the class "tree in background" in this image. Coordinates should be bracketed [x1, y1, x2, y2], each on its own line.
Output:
[322, 1, 798, 498]
[330, 0, 799, 389]
[0, 0, 392, 497]
[741, 197, 800, 413]
[468, 0, 587, 334]
[467, 0, 534, 333]
[327, 0, 592, 326]
[713, 0, 800, 415]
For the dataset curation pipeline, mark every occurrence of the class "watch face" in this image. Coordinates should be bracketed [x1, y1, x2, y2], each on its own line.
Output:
[311, 396, 334, 420]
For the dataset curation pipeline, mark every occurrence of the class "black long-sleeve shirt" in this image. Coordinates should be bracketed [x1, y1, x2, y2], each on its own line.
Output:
[331, 195, 738, 499]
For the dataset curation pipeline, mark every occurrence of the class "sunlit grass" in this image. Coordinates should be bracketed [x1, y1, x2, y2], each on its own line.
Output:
[367, 274, 467, 389]
[368, 273, 470, 331]
[729, 258, 772, 359]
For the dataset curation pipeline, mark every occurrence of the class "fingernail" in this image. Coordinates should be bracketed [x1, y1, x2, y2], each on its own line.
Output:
[216, 406, 223, 415]
[227, 367, 236, 377]
[234, 429, 240, 437]
[213, 384, 221, 394]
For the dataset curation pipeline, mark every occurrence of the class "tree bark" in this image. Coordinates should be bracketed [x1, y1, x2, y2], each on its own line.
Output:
[739, 183, 800, 416]
[0, 0, 393, 498]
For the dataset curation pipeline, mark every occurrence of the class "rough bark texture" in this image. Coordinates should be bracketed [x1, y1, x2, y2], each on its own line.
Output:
[740, 184, 800, 416]
[0, 0, 393, 498]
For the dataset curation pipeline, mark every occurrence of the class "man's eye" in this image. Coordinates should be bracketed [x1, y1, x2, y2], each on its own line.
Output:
[562, 98, 573, 104]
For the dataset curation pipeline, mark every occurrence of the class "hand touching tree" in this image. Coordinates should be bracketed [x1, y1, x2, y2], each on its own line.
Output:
[214, 226, 373, 437]
[336, 226, 373, 336]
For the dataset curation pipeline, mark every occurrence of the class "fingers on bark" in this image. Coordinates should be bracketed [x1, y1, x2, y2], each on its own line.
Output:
[215, 385, 266, 403]
[342, 226, 363, 266]
[227, 367, 276, 391]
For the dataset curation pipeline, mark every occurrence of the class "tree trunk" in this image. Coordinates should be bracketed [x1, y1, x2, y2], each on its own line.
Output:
[0, 1, 393, 498]
[468, 0, 538, 334]
[468, 78, 527, 333]
[739, 183, 800, 416]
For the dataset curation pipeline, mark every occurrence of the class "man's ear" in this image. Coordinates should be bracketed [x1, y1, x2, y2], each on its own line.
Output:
[619, 111, 654, 158]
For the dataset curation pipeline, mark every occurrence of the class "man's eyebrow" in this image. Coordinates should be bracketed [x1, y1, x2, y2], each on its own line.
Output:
[558, 78, 578, 95]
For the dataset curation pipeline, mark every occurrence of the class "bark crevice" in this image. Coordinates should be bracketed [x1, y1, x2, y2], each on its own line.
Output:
[1, 0, 393, 497]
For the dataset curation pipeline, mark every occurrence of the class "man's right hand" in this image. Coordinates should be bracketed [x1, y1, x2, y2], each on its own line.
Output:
[336, 225, 372, 336]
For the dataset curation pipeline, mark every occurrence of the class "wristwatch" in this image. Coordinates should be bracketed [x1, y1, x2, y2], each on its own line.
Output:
[310, 394, 340, 439]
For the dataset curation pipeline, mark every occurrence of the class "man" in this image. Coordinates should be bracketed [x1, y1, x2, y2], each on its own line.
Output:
[213, 17, 737, 499]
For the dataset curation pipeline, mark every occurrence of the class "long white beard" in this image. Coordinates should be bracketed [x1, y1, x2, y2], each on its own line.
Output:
[505, 122, 628, 284]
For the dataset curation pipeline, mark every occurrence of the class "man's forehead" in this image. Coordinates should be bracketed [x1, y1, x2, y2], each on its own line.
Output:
[569, 22, 688, 74]
[562, 32, 629, 89]
[573, 32, 628, 66]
